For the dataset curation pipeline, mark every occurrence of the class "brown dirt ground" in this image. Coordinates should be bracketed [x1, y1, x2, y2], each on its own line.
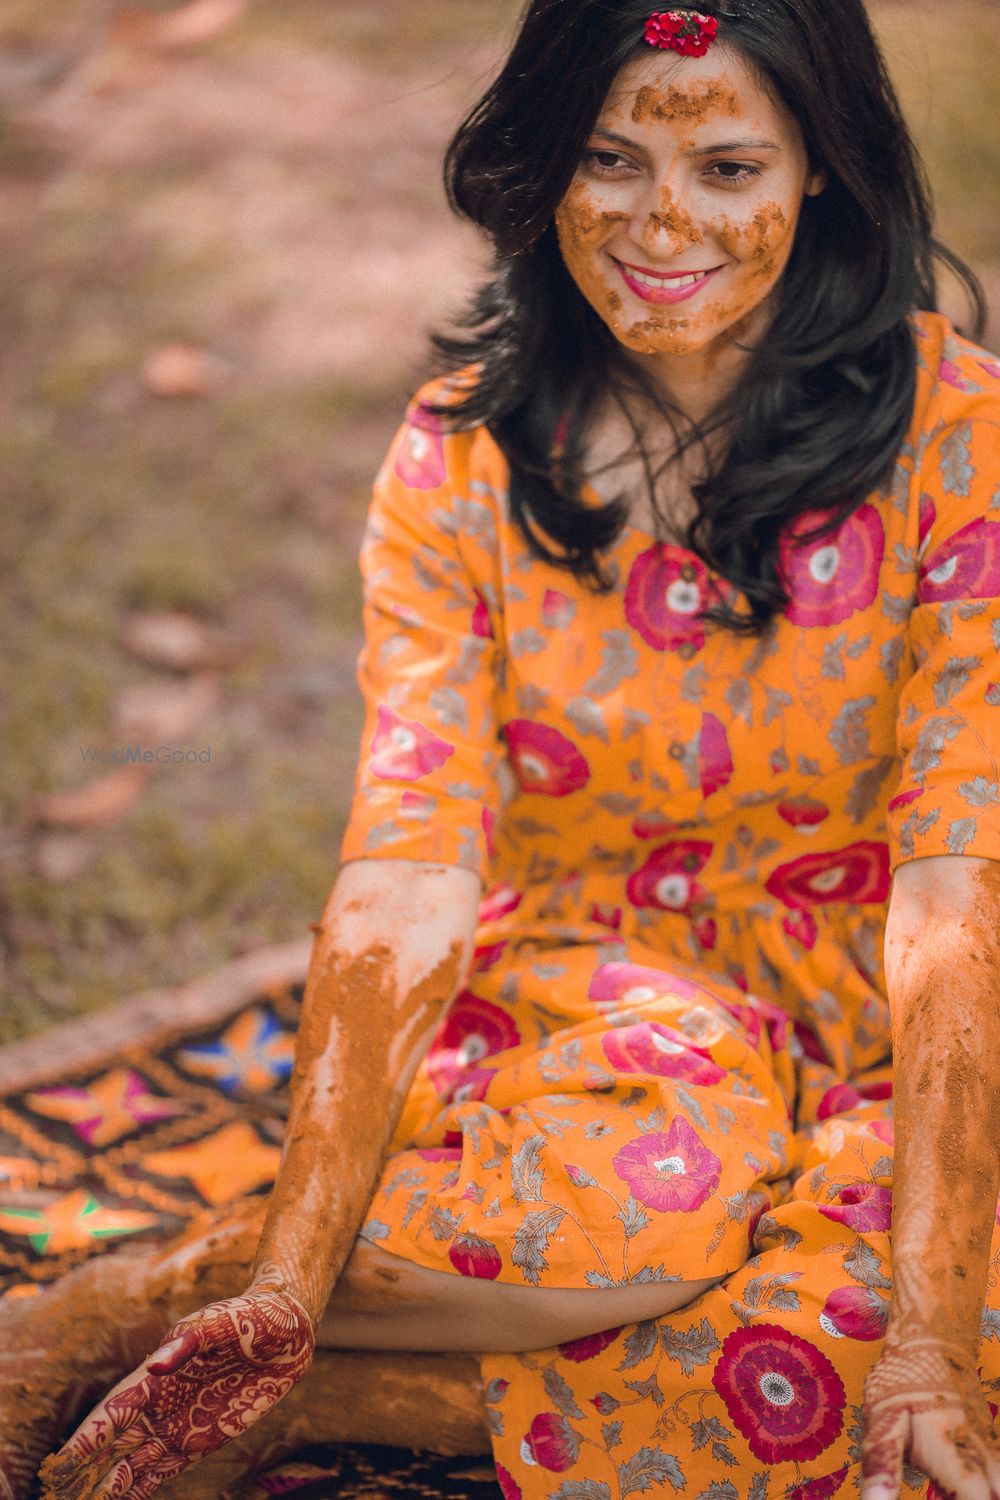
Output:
[0, 0, 997, 1043]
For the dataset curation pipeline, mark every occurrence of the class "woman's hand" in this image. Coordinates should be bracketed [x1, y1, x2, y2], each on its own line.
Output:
[38, 1284, 315, 1500]
[861, 1327, 1000, 1500]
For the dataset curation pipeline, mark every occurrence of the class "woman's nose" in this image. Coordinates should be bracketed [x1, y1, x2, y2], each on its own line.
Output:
[635, 182, 704, 258]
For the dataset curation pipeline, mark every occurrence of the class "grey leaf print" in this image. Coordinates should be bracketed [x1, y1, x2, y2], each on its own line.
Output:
[947, 817, 978, 854]
[845, 757, 895, 825]
[910, 715, 963, 775]
[933, 655, 979, 708]
[511, 1133, 546, 1203]
[960, 776, 1000, 807]
[586, 630, 639, 697]
[509, 627, 546, 657]
[566, 696, 610, 743]
[939, 422, 974, 498]
[880, 636, 907, 685]
[828, 696, 876, 765]
[821, 633, 848, 682]
[725, 678, 753, 726]
[511, 1205, 565, 1285]
[430, 687, 469, 733]
[881, 590, 911, 624]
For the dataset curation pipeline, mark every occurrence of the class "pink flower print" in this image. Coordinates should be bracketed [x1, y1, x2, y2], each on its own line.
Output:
[918, 518, 1000, 604]
[788, 1467, 849, 1500]
[693, 915, 717, 951]
[792, 1020, 829, 1066]
[495, 1465, 522, 1500]
[427, 992, 520, 1098]
[625, 544, 716, 651]
[612, 1116, 722, 1213]
[819, 1181, 892, 1232]
[472, 940, 506, 972]
[778, 797, 830, 834]
[633, 809, 681, 840]
[588, 902, 623, 930]
[557, 1326, 623, 1362]
[980, 360, 1000, 381]
[887, 787, 923, 813]
[918, 493, 937, 552]
[819, 1286, 888, 1342]
[780, 503, 885, 627]
[481, 806, 497, 861]
[588, 961, 701, 1010]
[417, 1147, 461, 1162]
[449, 1066, 497, 1105]
[869, 1119, 894, 1147]
[520, 1412, 581, 1472]
[765, 842, 890, 909]
[448, 1233, 503, 1280]
[747, 1191, 771, 1246]
[542, 589, 577, 628]
[940, 357, 976, 392]
[472, 590, 493, 639]
[393, 409, 447, 490]
[400, 790, 434, 820]
[627, 840, 713, 913]
[503, 720, 591, 797]
[713, 1323, 846, 1463]
[699, 713, 733, 798]
[816, 1080, 892, 1121]
[478, 883, 522, 924]
[783, 910, 819, 949]
[369, 706, 454, 782]
[602, 1023, 726, 1086]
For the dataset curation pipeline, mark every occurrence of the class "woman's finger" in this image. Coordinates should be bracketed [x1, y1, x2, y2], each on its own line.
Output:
[860, 1401, 909, 1500]
[147, 1328, 201, 1377]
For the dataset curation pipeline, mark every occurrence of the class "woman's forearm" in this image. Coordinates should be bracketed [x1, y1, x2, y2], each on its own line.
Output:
[249, 860, 480, 1323]
[885, 859, 1000, 1348]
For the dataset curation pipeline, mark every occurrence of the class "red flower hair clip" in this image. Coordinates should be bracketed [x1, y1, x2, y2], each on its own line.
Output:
[644, 10, 720, 57]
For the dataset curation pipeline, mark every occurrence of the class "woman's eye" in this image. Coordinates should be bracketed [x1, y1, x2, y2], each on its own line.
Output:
[707, 161, 762, 185]
[583, 149, 634, 177]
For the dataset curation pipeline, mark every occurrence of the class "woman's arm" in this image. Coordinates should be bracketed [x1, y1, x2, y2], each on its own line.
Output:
[250, 857, 481, 1319]
[861, 855, 1000, 1500]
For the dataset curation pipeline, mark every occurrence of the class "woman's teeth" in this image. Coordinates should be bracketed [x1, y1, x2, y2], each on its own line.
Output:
[626, 268, 709, 289]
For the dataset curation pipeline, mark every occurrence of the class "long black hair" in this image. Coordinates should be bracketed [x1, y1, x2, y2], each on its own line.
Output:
[429, 0, 985, 633]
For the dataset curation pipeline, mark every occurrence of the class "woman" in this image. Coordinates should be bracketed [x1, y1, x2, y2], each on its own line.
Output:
[5, 1, 1000, 1497]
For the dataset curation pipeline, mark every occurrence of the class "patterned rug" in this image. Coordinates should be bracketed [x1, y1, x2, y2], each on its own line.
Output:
[0, 942, 502, 1498]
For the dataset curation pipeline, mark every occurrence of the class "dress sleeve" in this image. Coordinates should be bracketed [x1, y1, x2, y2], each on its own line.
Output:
[339, 399, 503, 881]
[889, 407, 1000, 867]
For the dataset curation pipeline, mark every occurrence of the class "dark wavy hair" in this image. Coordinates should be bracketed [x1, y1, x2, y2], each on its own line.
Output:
[429, 0, 985, 633]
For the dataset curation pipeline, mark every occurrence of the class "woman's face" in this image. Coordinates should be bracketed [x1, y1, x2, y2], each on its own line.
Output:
[554, 45, 825, 362]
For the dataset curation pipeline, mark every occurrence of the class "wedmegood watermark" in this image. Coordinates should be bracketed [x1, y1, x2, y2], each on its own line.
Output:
[80, 745, 213, 765]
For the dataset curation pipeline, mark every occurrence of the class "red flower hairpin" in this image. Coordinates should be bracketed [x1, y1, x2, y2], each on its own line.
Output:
[644, 10, 720, 56]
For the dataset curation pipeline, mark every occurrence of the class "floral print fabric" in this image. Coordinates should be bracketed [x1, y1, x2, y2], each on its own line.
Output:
[340, 314, 1000, 1497]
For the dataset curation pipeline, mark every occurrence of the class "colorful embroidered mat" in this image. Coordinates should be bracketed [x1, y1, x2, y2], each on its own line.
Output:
[0, 954, 502, 1498]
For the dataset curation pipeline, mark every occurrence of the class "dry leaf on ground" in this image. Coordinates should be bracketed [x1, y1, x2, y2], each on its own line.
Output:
[141, 342, 229, 398]
[33, 833, 95, 884]
[31, 765, 152, 829]
[119, 611, 246, 672]
[114, 673, 220, 742]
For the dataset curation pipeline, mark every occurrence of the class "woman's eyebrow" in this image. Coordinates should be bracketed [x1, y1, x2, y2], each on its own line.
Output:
[590, 127, 781, 154]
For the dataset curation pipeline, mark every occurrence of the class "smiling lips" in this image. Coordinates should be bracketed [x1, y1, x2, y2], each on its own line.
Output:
[614, 259, 724, 304]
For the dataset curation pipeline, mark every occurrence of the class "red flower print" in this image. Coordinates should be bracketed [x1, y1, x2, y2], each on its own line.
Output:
[713, 1323, 846, 1463]
[747, 1191, 771, 1245]
[793, 1020, 829, 1065]
[644, 10, 719, 56]
[819, 1286, 888, 1342]
[627, 840, 714, 913]
[589, 902, 623, 929]
[780, 504, 885, 627]
[520, 1412, 581, 1472]
[427, 992, 520, 1098]
[473, 940, 506, 972]
[449, 1066, 497, 1105]
[369, 706, 454, 782]
[783, 910, 819, 949]
[417, 1147, 462, 1162]
[393, 409, 447, 490]
[557, 1326, 623, 1362]
[612, 1117, 722, 1213]
[918, 493, 937, 550]
[602, 1022, 726, 1085]
[625, 544, 721, 651]
[788, 1466, 849, 1500]
[765, 842, 890, 910]
[542, 589, 576, 628]
[478, 884, 522, 924]
[816, 1080, 892, 1121]
[693, 915, 717, 951]
[496, 1465, 522, 1500]
[448, 1233, 503, 1280]
[819, 1182, 892, 1232]
[588, 961, 700, 1009]
[778, 797, 830, 833]
[918, 518, 1000, 604]
[503, 720, 591, 797]
[699, 713, 734, 797]
[472, 591, 493, 639]
[887, 787, 923, 813]
[632, 810, 681, 840]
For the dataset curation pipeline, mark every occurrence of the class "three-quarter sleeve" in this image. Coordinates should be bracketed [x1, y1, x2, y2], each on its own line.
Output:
[339, 396, 503, 880]
[889, 405, 1000, 866]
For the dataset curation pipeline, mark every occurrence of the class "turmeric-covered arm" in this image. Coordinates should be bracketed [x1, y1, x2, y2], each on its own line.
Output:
[861, 856, 1000, 1500]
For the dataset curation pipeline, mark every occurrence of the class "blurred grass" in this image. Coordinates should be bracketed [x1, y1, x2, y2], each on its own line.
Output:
[0, 0, 996, 1044]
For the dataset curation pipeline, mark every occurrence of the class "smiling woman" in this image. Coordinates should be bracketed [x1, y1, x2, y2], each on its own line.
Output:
[6, 4, 1000, 1500]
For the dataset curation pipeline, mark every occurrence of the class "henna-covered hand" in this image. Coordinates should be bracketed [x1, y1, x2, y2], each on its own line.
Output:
[861, 1329, 1000, 1500]
[37, 1284, 315, 1500]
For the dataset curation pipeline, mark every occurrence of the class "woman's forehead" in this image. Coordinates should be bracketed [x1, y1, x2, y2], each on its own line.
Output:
[599, 45, 787, 134]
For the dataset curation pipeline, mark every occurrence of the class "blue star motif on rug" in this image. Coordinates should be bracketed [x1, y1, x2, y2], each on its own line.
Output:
[175, 1006, 295, 1094]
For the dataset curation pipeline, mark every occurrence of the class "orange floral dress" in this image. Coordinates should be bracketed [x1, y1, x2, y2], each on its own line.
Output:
[340, 311, 1000, 1500]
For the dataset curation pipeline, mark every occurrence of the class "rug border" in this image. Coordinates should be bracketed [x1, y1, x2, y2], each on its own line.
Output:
[0, 938, 312, 1094]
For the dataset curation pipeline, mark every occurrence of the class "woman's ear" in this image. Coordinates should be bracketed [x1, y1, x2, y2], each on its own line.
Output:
[805, 166, 828, 197]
